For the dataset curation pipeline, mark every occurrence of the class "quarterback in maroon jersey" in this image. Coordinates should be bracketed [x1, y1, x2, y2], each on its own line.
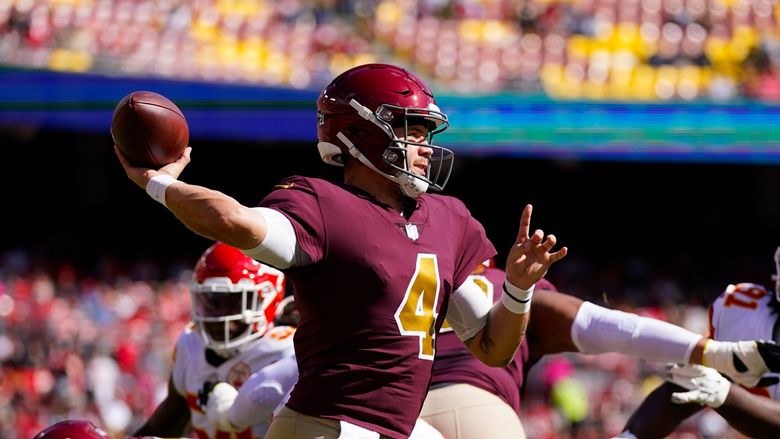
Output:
[115, 64, 567, 438]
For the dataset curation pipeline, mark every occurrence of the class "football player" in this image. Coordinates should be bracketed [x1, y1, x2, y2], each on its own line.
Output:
[116, 63, 567, 438]
[133, 242, 297, 438]
[422, 260, 780, 439]
[619, 246, 780, 438]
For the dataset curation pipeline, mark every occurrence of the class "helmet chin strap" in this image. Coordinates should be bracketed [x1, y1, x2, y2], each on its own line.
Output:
[336, 132, 428, 199]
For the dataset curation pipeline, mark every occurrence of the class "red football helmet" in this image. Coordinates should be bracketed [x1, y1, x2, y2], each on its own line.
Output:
[190, 242, 286, 354]
[34, 420, 109, 439]
[316, 63, 453, 198]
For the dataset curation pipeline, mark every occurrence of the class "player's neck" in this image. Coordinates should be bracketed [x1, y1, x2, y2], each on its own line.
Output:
[345, 161, 404, 213]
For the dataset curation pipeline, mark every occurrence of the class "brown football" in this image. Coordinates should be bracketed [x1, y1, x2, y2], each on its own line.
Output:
[111, 91, 189, 168]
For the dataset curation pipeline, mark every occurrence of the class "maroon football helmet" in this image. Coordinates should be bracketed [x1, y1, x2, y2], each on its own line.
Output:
[190, 242, 286, 355]
[316, 63, 452, 198]
[34, 420, 109, 439]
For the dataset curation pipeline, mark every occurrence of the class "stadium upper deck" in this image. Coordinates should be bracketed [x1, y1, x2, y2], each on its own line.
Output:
[0, 0, 778, 101]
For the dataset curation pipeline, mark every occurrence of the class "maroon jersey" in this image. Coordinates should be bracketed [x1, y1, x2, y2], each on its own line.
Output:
[259, 176, 495, 438]
[431, 267, 557, 416]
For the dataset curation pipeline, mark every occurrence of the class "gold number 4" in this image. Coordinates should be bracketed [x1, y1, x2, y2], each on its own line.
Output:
[394, 254, 441, 360]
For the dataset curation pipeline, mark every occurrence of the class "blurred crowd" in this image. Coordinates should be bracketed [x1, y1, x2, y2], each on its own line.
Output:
[0, 250, 192, 438]
[0, 0, 780, 100]
[0, 248, 752, 438]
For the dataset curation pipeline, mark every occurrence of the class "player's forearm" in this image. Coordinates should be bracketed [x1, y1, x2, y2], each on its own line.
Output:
[164, 182, 266, 249]
[715, 385, 780, 438]
[468, 304, 528, 367]
[622, 383, 703, 439]
[134, 393, 190, 436]
[570, 302, 702, 363]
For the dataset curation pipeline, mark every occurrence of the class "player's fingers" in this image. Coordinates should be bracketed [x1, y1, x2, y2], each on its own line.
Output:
[114, 145, 129, 167]
[548, 247, 568, 263]
[540, 234, 557, 252]
[670, 391, 695, 405]
[160, 147, 192, 176]
[516, 204, 532, 243]
[530, 229, 544, 244]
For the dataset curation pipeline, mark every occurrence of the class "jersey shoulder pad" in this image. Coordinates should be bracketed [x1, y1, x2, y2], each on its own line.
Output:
[174, 323, 205, 360]
[714, 283, 770, 305]
[265, 326, 296, 344]
[710, 283, 772, 337]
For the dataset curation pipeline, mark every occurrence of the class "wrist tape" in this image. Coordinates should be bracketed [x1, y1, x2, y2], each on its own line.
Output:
[500, 280, 534, 314]
[146, 174, 178, 207]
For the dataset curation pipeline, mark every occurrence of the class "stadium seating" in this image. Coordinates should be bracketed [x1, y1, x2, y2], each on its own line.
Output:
[0, 0, 778, 100]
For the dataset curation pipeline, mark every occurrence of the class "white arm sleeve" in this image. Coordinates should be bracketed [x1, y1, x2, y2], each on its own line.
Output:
[446, 279, 493, 342]
[227, 355, 299, 429]
[571, 301, 703, 363]
[241, 207, 298, 269]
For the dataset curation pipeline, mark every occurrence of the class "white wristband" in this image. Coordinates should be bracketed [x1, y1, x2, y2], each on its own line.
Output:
[500, 280, 534, 314]
[145, 174, 179, 207]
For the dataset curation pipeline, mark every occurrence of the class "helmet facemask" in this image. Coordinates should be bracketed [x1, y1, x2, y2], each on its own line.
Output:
[189, 277, 279, 357]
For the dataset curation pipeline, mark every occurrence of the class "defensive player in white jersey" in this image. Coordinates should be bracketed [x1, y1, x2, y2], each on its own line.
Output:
[134, 242, 298, 438]
[620, 246, 780, 438]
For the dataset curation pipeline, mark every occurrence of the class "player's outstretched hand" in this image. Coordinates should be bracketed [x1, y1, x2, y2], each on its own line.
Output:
[665, 363, 730, 408]
[115, 145, 191, 190]
[505, 204, 567, 289]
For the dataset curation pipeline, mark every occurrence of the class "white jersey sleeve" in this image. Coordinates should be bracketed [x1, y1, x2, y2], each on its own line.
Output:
[241, 207, 300, 268]
[446, 277, 492, 341]
[709, 282, 780, 400]
[171, 323, 199, 396]
[228, 354, 298, 429]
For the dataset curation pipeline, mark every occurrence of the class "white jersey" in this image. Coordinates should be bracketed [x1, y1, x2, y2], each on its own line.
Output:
[710, 282, 780, 400]
[172, 323, 296, 438]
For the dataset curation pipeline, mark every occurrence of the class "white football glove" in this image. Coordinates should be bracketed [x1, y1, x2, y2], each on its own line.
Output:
[702, 339, 780, 387]
[664, 363, 730, 408]
[205, 382, 239, 432]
